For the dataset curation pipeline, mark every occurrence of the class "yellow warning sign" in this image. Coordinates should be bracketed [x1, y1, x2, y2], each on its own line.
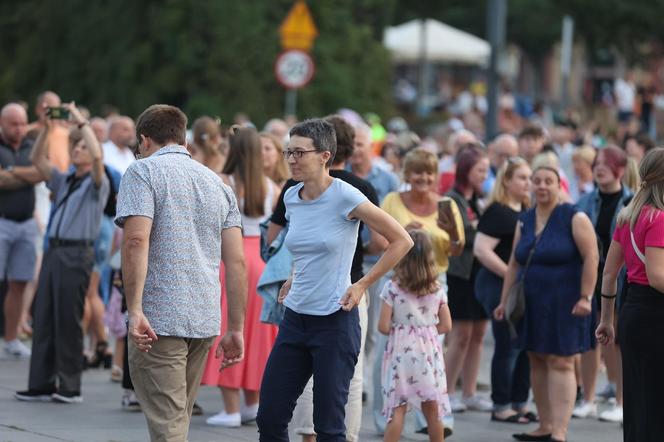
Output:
[279, 1, 318, 51]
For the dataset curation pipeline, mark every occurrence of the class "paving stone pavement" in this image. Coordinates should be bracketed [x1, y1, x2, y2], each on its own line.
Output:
[0, 339, 623, 442]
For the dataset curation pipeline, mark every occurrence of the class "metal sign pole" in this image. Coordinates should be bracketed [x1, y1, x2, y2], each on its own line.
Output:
[285, 89, 298, 118]
[560, 15, 574, 111]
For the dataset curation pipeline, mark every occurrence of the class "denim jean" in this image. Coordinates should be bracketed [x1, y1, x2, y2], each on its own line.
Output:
[475, 268, 530, 412]
[257, 308, 361, 442]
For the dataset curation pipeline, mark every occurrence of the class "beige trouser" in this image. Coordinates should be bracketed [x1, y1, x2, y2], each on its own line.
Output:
[129, 335, 216, 442]
[291, 296, 368, 442]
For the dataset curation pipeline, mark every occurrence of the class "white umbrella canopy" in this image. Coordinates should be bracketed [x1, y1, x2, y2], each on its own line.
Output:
[384, 18, 490, 66]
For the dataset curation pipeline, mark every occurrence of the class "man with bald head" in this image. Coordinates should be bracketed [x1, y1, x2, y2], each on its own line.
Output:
[27, 91, 70, 173]
[0, 103, 46, 357]
[102, 116, 136, 175]
[483, 133, 519, 194]
[263, 118, 290, 143]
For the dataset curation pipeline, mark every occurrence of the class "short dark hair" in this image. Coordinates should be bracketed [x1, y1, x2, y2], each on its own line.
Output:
[518, 124, 545, 140]
[136, 104, 187, 146]
[625, 133, 656, 152]
[324, 115, 355, 165]
[289, 118, 337, 167]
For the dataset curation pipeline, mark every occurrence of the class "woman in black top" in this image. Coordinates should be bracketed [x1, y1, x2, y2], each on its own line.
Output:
[574, 146, 633, 422]
[473, 157, 533, 423]
[444, 145, 492, 412]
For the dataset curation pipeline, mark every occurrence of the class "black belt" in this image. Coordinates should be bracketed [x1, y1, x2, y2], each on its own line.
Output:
[0, 213, 32, 223]
[48, 238, 94, 248]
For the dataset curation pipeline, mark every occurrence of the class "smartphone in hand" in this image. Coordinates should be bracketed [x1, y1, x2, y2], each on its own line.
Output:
[46, 107, 70, 120]
[437, 198, 457, 235]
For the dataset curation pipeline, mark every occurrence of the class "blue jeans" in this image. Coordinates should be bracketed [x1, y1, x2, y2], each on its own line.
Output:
[257, 307, 361, 442]
[475, 268, 530, 412]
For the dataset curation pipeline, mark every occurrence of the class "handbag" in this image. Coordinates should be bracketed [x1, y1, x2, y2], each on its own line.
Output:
[506, 219, 548, 338]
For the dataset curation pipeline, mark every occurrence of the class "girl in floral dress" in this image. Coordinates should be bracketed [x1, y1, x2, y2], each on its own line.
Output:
[378, 229, 452, 442]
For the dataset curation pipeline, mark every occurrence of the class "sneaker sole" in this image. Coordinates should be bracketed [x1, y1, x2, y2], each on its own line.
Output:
[205, 421, 241, 427]
[14, 393, 53, 402]
[52, 394, 83, 404]
[599, 417, 622, 423]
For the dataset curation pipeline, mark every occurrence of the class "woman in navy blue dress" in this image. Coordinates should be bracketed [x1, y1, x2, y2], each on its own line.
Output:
[495, 166, 598, 442]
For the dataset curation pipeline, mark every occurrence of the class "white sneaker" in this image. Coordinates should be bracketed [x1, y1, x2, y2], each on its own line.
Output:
[121, 390, 141, 412]
[52, 392, 83, 404]
[206, 411, 241, 427]
[462, 395, 493, 412]
[4, 339, 31, 358]
[572, 401, 598, 418]
[599, 405, 623, 423]
[450, 396, 467, 413]
[240, 403, 258, 423]
[596, 383, 616, 402]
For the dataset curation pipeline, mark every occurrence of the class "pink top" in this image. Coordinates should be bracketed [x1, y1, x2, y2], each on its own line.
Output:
[613, 206, 664, 285]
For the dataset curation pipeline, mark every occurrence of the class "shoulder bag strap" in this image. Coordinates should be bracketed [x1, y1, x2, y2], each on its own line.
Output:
[630, 229, 646, 264]
[519, 208, 554, 280]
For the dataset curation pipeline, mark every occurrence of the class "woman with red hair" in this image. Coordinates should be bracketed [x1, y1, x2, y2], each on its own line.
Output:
[574, 146, 633, 423]
[443, 145, 494, 413]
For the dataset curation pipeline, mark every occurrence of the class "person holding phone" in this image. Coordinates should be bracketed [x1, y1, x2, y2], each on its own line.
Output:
[444, 144, 493, 413]
[16, 102, 110, 404]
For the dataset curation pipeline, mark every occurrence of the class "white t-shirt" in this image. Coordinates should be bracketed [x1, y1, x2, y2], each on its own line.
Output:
[614, 78, 636, 112]
[284, 178, 368, 315]
[103, 140, 135, 175]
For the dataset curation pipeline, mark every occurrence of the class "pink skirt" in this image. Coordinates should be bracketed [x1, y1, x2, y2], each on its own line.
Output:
[200, 236, 278, 391]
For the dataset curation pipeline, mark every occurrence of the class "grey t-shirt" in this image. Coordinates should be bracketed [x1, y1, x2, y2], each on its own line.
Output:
[115, 145, 242, 338]
[47, 169, 110, 241]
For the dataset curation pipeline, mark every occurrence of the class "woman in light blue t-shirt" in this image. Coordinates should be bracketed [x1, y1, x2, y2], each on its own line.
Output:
[256, 119, 413, 442]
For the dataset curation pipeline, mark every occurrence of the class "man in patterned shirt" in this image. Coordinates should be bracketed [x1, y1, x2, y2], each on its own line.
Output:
[115, 104, 247, 441]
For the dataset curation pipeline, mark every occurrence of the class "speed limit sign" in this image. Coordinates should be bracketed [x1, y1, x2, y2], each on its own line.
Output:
[275, 49, 315, 89]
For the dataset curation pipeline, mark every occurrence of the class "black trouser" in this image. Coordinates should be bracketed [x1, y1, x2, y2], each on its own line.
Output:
[28, 245, 93, 393]
[257, 307, 361, 442]
[122, 333, 133, 390]
[619, 283, 664, 442]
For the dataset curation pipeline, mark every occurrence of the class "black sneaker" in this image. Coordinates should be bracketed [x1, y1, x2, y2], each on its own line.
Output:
[192, 402, 203, 416]
[52, 391, 83, 404]
[15, 389, 55, 402]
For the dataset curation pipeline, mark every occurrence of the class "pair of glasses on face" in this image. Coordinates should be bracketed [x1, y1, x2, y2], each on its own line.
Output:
[283, 149, 318, 160]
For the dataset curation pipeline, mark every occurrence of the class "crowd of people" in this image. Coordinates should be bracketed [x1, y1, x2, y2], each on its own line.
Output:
[1, 88, 663, 442]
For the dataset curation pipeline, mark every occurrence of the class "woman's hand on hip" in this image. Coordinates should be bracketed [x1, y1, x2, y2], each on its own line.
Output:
[595, 322, 615, 346]
[571, 298, 592, 316]
[493, 303, 505, 321]
[278, 278, 292, 304]
[339, 283, 365, 311]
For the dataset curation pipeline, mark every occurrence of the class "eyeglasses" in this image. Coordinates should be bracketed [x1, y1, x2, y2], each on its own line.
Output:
[283, 149, 318, 160]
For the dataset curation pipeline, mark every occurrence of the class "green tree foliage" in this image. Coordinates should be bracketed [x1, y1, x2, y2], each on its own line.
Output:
[0, 0, 393, 125]
[392, 0, 664, 62]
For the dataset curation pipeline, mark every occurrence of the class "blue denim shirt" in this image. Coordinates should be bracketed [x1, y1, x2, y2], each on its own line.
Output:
[575, 186, 633, 241]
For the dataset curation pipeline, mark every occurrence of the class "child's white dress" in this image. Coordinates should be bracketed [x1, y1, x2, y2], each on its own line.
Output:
[381, 279, 451, 422]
